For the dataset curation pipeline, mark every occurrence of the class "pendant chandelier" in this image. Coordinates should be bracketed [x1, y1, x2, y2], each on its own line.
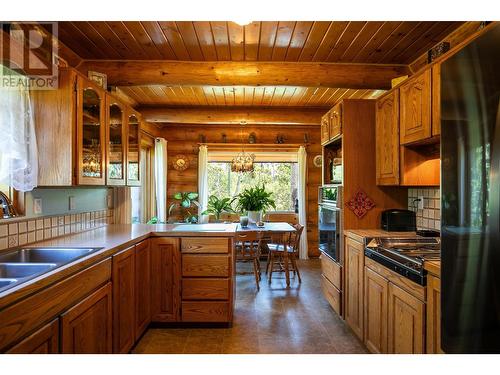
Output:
[231, 121, 255, 173]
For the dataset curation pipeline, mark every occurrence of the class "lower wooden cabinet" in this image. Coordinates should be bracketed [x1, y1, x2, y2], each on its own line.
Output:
[345, 237, 365, 340]
[364, 267, 388, 354]
[135, 239, 151, 340]
[426, 274, 443, 353]
[320, 254, 342, 316]
[387, 283, 425, 354]
[112, 246, 136, 354]
[321, 274, 342, 316]
[151, 237, 181, 322]
[7, 319, 59, 354]
[61, 282, 113, 354]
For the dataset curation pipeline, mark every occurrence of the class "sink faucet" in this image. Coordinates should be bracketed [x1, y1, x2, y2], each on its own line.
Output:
[0, 190, 18, 219]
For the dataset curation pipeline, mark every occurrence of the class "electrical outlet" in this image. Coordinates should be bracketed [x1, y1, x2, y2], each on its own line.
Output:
[417, 196, 424, 210]
[34, 198, 42, 215]
[69, 196, 76, 210]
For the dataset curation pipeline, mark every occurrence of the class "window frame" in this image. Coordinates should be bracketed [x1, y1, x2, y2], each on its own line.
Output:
[0, 184, 25, 218]
[206, 160, 299, 213]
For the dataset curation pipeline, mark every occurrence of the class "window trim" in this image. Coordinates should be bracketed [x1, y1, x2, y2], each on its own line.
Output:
[207, 160, 298, 212]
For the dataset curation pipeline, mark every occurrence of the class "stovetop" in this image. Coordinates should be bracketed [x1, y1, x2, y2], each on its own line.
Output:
[365, 237, 440, 285]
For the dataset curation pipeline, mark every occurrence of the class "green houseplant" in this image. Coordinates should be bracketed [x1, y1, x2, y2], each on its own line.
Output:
[168, 192, 200, 223]
[201, 195, 235, 222]
[236, 185, 276, 223]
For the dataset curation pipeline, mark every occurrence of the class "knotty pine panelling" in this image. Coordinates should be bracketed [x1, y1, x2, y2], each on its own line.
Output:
[57, 21, 464, 64]
[160, 124, 322, 257]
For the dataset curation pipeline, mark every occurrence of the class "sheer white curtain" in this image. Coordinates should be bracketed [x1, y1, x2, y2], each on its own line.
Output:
[198, 145, 209, 223]
[0, 69, 38, 192]
[154, 138, 168, 222]
[298, 146, 309, 259]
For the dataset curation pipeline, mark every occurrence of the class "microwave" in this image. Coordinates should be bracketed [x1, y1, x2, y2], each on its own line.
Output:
[319, 185, 342, 205]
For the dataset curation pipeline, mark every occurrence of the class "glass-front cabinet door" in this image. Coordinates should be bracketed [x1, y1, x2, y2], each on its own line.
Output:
[126, 111, 141, 186]
[106, 96, 126, 185]
[77, 78, 106, 185]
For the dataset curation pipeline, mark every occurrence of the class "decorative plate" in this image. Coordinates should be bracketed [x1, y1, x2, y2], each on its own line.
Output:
[313, 155, 322, 168]
[172, 154, 189, 171]
[345, 190, 375, 219]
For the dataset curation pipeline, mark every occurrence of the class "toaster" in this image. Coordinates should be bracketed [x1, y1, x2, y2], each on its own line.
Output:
[381, 209, 416, 232]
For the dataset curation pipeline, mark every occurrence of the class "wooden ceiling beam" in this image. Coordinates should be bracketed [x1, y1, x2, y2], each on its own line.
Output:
[81, 60, 410, 90]
[138, 106, 327, 125]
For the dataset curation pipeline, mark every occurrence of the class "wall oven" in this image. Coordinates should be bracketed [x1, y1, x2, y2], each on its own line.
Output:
[318, 186, 343, 264]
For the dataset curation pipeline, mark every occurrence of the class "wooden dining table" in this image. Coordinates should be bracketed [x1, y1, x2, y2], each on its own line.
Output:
[236, 222, 296, 287]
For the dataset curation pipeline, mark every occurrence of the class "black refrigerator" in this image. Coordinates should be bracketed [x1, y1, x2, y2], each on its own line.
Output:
[441, 23, 500, 353]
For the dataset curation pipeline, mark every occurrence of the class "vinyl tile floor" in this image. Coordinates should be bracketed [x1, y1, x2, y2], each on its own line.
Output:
[132, 259, 368, 354]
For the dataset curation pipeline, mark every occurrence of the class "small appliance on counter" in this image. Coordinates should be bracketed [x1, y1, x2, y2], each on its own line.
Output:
[381, 209, 416, 232]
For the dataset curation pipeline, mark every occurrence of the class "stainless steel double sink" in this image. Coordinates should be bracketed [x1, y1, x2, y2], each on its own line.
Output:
[0, 247, 103, 293]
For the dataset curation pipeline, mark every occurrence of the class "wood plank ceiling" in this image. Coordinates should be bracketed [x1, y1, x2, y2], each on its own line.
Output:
[57, 21, 465, 108]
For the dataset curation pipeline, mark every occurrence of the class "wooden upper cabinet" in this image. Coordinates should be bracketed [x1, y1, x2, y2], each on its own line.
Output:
[344, 237, 364, 341]
[151, 238, 181, 322]
[399, 69, 432, 145]
[112, 246, 136, 354]
[76, 77, 106, 185]
[431, 64, 441, 137]
[376, 90, 400, 185]
[321, 113, 330, 145]
[364, 267, 388, 354]
[329, 103, 342, 140]
[126, 110, 141, 186]
[387, 283, 425, 354]
[32, 68, 76, 186]
[7, 319, 59, 354]
[106, 95, 127, 186]
[426, 274, 444, 354]
[61, 282, 113, 354]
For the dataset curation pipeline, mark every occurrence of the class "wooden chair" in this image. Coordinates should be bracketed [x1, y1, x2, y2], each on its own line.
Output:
[235, 231, 263, 291]
[264, 224, 304, 287]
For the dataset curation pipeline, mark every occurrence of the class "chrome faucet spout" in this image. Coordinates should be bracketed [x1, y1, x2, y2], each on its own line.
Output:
[0, 190, 18, 219]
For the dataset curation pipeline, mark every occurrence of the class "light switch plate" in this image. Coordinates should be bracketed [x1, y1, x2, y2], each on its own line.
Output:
[69, 196, 76, 210]
[34, 198, 42, 215]
[107, 192, 113, 209]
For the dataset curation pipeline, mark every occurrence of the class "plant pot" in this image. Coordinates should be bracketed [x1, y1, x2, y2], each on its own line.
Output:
[247, 211, 262, 224]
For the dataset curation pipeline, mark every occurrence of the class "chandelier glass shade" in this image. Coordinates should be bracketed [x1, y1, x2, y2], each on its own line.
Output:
[231, 151, 255, 173]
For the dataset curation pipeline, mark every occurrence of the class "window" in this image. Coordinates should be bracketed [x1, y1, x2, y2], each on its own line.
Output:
[207, 161, 298, 212]
[131, 139, 155, 223]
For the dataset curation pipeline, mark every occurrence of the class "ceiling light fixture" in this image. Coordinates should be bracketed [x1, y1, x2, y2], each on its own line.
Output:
[232, 19, 252, 27]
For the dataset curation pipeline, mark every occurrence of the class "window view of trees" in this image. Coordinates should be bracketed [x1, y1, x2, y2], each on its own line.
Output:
[207, 162, 298, 212]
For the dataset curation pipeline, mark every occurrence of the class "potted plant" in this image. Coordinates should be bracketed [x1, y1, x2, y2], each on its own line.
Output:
[236, 185, 276, 224]
[201, 195, 235, 222]
[168, 192, 200, 223]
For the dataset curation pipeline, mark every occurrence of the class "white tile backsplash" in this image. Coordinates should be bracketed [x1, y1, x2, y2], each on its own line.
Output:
[408, 187, 440, 231]
[0, 209, 114, 252]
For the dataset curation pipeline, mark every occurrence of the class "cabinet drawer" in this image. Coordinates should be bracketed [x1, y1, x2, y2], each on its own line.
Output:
[182, 255, 229, 277]
[321, 254, 342, 290]
[181, 301, 230, 322]
[182, 238, 229, 253]
[182, 278, 230, 300]
[321, 275, 341, 316]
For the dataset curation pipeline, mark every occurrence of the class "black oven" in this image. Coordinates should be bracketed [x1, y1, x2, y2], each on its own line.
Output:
[318, 186, 343, 264]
